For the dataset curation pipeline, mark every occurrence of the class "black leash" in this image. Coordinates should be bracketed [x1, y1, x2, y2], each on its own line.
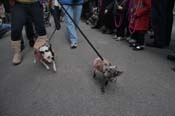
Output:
[48, 28, 57, 42]
[57, 0, 104, 61]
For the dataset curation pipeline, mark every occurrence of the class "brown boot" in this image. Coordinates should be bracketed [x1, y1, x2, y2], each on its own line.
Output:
[33, 35, 48, 50]
[11, 40, 22, 65]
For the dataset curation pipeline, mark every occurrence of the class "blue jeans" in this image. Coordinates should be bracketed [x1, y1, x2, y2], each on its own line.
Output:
[0, 23, 11, 38]
[63, 5, 82, 44]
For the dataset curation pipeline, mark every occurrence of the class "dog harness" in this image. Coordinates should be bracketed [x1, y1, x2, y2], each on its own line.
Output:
[35, 50, 43, 61]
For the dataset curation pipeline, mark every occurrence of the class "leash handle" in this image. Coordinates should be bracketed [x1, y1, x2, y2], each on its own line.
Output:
[57, 0, 104, 61]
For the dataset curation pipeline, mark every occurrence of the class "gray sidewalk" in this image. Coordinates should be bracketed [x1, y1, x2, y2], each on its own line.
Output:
[0, 19, 175, 116]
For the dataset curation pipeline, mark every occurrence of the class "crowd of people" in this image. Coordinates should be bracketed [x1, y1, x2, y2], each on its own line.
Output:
[0, 0, 174, 69]
[82, 0, 175, 67]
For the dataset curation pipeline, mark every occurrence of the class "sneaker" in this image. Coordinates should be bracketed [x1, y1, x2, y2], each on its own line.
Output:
[70, 43, 78, 49]
[129, 42, 137, 47]
[116, 37, 123, 41]
[113, 34, 117, 39]
[133, 45, 144, 51]
[126, 37, 131, 41]
[128, 39, 136, 44]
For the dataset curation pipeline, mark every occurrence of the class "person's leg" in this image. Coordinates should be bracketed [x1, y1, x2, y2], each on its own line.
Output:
[133, 32, 145, 50]
[30, 2, 48, 50]
[137, 32, 145, 46]
[91, 9, 103, 29]
[0, 24, 11, 39]
[129, 32, 137, 47]
[164, 0, 175, 46]
[25, 17, 35, 47]
[63, 5, 78, 47]
[148, 0, 170, 48]
[73, 5, 83, 26]
[50, 6, 61, 30]
[30, 2, 46, 36]
[116, 16, 126, 41]
[105, 12, 113, 34]
[11, 2, 26, 65]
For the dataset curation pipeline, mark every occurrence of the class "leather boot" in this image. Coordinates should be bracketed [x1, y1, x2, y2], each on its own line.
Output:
[11, 40, 22, 65]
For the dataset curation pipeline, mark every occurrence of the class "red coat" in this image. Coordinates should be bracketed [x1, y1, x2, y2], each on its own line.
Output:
[129, 0, 151, 31]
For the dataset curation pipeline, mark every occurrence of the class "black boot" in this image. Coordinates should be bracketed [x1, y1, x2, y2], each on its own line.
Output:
[167, 55, 175, 61]
[21, 37, 25, 51]
[29, 39, 35, 47]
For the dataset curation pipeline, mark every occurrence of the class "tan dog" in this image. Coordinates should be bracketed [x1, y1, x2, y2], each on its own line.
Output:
[93, 57, 123, 92]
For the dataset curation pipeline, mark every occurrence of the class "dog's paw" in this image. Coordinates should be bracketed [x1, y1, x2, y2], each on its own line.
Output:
[46, 66, 50, 70]
[53, 61, 57, 72]
[53, 67, 57, 72]
[93, 71, 96, 78]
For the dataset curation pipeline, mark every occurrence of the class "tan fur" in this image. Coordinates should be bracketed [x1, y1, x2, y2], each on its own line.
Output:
[34, 35, 48, 50]
[93, 57, 110, 73]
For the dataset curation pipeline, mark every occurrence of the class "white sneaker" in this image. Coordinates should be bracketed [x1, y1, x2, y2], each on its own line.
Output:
[113, 34, 117, 39]
[70, 43, 78, 49]
[116, 37, 123, 41]
[126, 37, 131, 41]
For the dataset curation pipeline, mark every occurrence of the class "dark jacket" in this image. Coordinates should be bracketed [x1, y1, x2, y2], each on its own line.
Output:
[106, 0, 129, 14]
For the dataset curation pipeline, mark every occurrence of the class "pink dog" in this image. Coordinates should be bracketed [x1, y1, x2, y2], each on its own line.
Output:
[93, 57, 123, 92]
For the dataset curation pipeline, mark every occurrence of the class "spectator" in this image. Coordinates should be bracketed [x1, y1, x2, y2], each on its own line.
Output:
[91, 0, 104, 29]
[147, 0, 175, 48]
[102, 0, 114, 34]
[105, 0, 129, 40]
[129, 0, 151, 50]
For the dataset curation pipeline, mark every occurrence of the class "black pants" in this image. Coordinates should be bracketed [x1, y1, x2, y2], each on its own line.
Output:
[132, 31, 145, 46]
[94, 8, 105, 28]
[164, 0, 174, 45]
[50, 6, 61, 30]
[115, 13, 128, 37]
[25, 18, 35, 40]
[104, 11, 114, 31]
[151, 0, 175, 46]
[11, 2, 46, 41]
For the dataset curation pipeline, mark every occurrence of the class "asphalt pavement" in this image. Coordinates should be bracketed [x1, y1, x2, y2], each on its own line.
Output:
[0, 19, 175, 116]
